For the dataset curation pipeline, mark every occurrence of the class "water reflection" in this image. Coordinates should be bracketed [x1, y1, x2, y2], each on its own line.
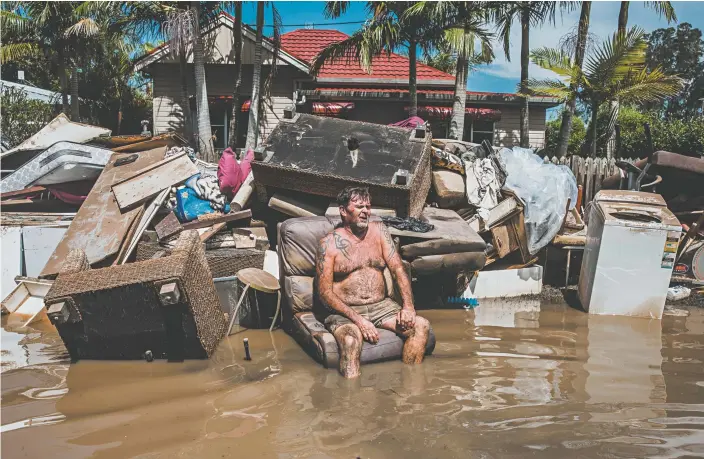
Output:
[2, 305, 704, 458]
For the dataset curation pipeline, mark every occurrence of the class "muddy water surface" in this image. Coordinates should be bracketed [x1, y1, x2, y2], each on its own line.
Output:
[2, 301, 704, 458]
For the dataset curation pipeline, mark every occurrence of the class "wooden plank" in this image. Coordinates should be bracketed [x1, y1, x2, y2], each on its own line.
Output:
[41, 147, 168, 277]
[181, 209, 253, 230]
[155, 212, 183, 241]
[111, 133, 186, 153]
[111, 151, 186, 187]
[199, 222, 227, 243]
[0, 186, 47, 200]
[113, 205, 146, 265]
[120, 188, 170, 264]
[111, 153, 197, 211]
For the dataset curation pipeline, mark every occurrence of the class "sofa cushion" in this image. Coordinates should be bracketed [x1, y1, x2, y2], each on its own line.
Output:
[279, 217, 334, 277]
[292, 311, 436, 369]
[285, 275, 314, 314]
[401, 237, 486, 259]
[411, 251, 486, 275]
[432, 170, 466, 209]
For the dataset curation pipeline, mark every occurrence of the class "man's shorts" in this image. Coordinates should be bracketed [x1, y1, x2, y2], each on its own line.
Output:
[321, 298, 402, 334]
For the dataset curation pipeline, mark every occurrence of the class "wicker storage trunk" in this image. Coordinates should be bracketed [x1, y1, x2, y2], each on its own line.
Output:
[251, 114, 432, 217]
[136, 242, 265, 278]
[44, 231, 227, 361]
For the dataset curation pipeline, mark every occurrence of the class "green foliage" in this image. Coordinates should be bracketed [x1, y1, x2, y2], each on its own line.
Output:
[544, 113, 586, 157]
[612, 107, 704, 157]
[0, 87, 57, 148]
[644, 22, 704, 119]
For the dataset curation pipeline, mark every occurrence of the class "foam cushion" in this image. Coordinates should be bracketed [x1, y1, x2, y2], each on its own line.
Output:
[432, 170, 466, 208]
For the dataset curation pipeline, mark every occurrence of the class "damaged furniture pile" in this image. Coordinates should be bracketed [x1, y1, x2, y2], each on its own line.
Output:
[2, 110, 702, 365]
[1, 114, 271, 361]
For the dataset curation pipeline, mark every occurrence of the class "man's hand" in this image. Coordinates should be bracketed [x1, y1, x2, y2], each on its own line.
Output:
[355, 317, 380, 344]
[397, 308, 416, 331]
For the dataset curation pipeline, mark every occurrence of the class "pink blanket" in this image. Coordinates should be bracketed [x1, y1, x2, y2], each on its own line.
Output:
[218, 147, 254, 200]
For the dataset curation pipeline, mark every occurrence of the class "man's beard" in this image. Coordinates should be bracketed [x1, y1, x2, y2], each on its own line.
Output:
[350, 220, 368, 232]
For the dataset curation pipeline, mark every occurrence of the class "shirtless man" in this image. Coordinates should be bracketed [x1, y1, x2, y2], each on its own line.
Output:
[315, 186, 430, 378]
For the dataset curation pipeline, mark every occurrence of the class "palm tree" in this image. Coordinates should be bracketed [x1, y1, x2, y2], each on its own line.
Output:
[245, 2, 265, 151]
[618, 1, 676, 35]
[190, 2, 215, 161]
[556, 1, 592, 157]
[228, 2, 243, 150]
[312, 2, 449, 118]
[406, 2, 494, 140]
[492, 2, 562, 148]
[1, 2, 102, 119]
[524, 27, 683, 157]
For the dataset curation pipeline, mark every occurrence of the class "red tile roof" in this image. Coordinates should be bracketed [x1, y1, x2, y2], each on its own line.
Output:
[280, 29, 454, 83]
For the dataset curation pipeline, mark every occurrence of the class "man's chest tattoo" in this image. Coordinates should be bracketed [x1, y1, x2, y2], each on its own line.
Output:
[334, 232, 352, 259]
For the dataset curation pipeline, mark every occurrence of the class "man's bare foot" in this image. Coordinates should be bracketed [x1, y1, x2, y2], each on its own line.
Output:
[333, 324, 363, 378]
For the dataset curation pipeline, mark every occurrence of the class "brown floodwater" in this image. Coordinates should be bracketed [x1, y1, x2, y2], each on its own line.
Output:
[2, 299, 704, 458]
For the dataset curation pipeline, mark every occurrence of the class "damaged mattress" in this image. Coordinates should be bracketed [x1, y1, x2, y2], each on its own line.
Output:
[0, 141, 113, 193]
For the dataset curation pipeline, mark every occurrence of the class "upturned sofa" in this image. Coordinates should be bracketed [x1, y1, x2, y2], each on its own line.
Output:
[277, 216, 436, 368]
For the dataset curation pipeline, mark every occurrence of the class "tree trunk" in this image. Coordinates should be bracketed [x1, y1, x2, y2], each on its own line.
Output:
[70, 67, 79, 121]
[556, 1, 591, 157]
[58, 50, 69, 115]
[449, 29, 470, 141]
[590, 100, 599, 158]
[192, 2, 215, 161]
[245, 2, 265, 151]
[179, 47, 194, 147]
[117, 93, 123, 135]
[229, 2, 243, 150]
[408, 37, 418, 118]
[519, 7, 530, 148]
[618, 1, 629, 35]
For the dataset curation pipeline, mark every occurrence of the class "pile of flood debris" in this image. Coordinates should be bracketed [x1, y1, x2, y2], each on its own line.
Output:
[1, 112, 702, 362]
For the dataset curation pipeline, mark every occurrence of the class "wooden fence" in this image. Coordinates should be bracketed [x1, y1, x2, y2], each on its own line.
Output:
[541, 156, 639, 207]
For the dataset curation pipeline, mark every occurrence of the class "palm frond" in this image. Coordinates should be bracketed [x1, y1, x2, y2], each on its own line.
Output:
[616, 67, 684, 105]
[310, 29, 372, 76]
[645, 1, 677, 23]
[583, 26, 646, 85]
[0, 42, 40, 63]
[521, 78, 571, 99]
[530, 47, 575, 78]
[0, 9, 30, 36]
[323, 1, 350, 19]
[65, 17, 101, 38]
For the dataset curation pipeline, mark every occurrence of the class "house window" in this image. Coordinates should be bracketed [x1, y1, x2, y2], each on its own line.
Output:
[209, 103, 228, 150]
[464, 120, 495, 144]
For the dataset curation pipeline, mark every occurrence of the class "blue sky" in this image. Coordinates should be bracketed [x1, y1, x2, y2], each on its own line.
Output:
[238, 1, 704, 119]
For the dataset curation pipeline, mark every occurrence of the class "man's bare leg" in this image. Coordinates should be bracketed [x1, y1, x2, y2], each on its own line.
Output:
[333, 323, 363, 378]
[381, 315, 430, 364]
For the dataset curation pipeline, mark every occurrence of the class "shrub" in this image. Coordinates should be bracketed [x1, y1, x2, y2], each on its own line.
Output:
[543, 113, 586, 157]
[1, 87, 57, 148]
[614, 107, 704, 158]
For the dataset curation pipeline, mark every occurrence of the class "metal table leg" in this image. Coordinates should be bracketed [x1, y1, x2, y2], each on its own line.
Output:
[269, 290, 281, 332]
[227, 284, 249, 336]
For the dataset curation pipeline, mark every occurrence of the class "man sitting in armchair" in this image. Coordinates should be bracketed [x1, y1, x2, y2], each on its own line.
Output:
[314, 186, 430, 378]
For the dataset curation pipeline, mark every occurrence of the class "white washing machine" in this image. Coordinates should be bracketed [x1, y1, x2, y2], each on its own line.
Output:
[578, 190, 681, 319]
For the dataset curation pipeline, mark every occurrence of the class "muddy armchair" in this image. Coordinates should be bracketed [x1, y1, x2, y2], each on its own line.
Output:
[277, 216, 436, 369]
[44, 230, 227, 362]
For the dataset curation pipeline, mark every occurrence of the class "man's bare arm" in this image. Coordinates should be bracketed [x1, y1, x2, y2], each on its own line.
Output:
[378, 223, 415, 311]
[315, 235, 363, 323]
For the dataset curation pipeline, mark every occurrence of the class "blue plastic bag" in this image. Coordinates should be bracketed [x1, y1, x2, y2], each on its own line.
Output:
[174, 187, 220, 222]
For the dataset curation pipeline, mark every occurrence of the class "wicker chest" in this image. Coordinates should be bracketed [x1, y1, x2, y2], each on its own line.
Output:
[251, 114, 432, 217]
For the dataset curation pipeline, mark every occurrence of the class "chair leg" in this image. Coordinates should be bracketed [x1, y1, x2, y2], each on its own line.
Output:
[270, 290, 281, 332]
[227, 284, 250, 336]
